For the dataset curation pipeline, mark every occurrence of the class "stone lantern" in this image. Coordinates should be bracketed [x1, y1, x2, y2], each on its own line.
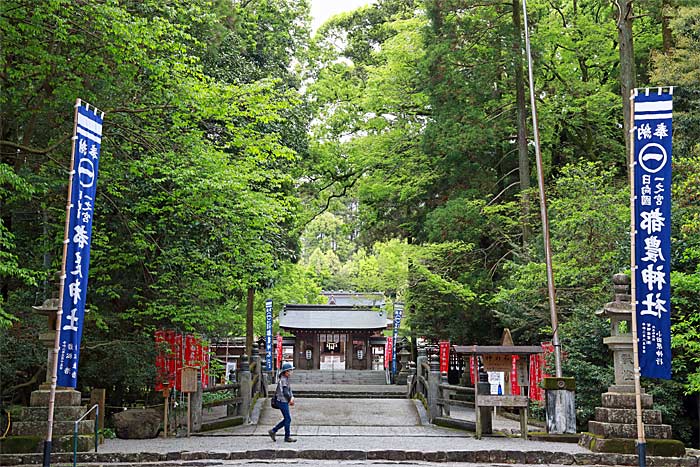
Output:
[595, 273, 635, 391]
[4, 299, 94, 453]
[31, 298, 61, 388]
[579, 274, 683, 456]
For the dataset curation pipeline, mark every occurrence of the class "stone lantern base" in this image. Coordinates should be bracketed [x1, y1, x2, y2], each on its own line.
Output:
[578, 389, 684, 456]
[2, 388, 94, 454]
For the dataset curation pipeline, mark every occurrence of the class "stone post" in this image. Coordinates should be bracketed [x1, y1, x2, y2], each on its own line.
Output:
[251, 342, 260, 394]
[415, 344, 427, 398]
[238, 353, 251, 418]
[427, 346, 440, 421]
[440, 363, 450, 417]
[191, 381, 203, 432]
[477, 360, 492, 434]
[544, 377, 576, 434]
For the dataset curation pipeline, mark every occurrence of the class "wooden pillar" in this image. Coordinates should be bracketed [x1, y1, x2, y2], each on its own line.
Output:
[314, 332, 320, 369]
[89, 388, 106, 444]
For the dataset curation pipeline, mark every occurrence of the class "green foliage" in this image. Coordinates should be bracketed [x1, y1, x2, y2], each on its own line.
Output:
[494, 161, 629, 342]
[0, 0, 309, 403]
[652, 7, 700, 400]
[559, 306, 613, 429]
[406, 241, 499, 343]
[671, 272, 700, 394]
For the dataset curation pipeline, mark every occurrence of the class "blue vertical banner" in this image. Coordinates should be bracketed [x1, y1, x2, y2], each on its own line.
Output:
[633, 89, 672, 379]
[391, 302, 404, 374]
[57, 100, 104, 387]
[265, 299, 273, 371]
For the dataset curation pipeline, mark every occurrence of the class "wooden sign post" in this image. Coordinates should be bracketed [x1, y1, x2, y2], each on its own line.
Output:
[162, 386, 171, 437]
[181, 367, 198, 437]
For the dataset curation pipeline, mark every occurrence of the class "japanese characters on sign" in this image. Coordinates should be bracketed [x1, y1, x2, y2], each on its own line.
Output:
[265, 299, 273, 371]
[276, 334, 283, 369]
[391, 303, 404, 374]
[439, 341, 450, 374]
[385, 336, 393, 370]
[56, 101, 103, 388]
[633, 89, 673, 379]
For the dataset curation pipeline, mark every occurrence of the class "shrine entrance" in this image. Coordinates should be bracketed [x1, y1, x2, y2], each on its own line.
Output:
[319, 333, 346, 370]
[278, 304, 388, 371]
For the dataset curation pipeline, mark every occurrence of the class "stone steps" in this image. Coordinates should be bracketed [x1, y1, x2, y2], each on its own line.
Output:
[595, 406, 662, 424]
[290, 370, 387, 385]
[11, 419, 95, 436]
[588, 420, 672, 439]
[291, 389, 405, 398]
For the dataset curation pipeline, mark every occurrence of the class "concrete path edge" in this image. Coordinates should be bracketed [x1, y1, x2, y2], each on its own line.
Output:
[2, 449, 699, 466]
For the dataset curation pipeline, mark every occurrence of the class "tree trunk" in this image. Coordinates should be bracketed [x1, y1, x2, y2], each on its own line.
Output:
[246, 287, 255, 357]
[661, 0, 673, 54]
[615, 0, 636, 168]
[513, 0, 531, 245]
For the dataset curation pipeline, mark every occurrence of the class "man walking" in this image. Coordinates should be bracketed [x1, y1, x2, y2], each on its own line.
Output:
[269, 361, 296, 442]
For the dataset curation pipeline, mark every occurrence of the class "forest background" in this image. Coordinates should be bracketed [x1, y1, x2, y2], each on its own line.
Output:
[1, 0, 699, 445]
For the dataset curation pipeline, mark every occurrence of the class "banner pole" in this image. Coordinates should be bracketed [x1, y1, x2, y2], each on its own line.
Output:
[628, 88, 647, 467]
[521, 0, 562, 377]
[43, 98, 81, 467]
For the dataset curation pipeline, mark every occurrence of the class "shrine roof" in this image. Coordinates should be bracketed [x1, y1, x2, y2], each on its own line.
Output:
[279, 304, 387, 331]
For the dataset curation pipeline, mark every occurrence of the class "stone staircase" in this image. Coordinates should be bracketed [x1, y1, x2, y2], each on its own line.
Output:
[291, 370, 387, 385]
[269, 370, 405, 398]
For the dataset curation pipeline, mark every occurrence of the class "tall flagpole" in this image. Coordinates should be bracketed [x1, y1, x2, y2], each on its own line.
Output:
[44, 98, 81, 467]
[628, 88, 646, 467]
[521, 0, 563, 377]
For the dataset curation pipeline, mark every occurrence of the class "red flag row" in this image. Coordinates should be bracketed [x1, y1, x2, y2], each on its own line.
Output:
[155, 330, 210, 391]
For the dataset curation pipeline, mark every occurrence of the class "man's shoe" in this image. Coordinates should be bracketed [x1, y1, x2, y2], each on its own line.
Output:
[284, 437, 297, 443]
[268, 430, 276, 442]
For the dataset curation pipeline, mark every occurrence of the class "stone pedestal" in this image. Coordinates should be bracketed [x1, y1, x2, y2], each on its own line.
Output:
[544, 377, 576, 434]
[579, 274, 684, 456]
[0, 299, 94, 454]
[395, 348, 411, 385]
[4, 388, 94, 454]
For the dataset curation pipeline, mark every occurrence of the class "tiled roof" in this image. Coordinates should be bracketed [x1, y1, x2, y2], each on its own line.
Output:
[279, 304, 387, 330]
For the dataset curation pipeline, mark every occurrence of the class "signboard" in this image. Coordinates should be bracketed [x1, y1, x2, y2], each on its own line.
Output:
[385, 336, 393, 369]
[56, 100, 104, 388]
[265, 299, 273, 371]
[487, 371, 504, 395]
[391, 303, 404, 374]
[181, 367, 199, 393]
[632, 89, 673, 379]
[510, 356, 521, 395]
[226, 361, 237, 383]
[439, 341, 450, 374]
[482, 354, 512, 372]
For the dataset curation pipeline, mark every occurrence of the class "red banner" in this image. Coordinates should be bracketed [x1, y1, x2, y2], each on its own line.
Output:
[384, 336, 393, 369]
[155, 330, 167, 391]
[276, 334, 283, 368]
[155, 330, 209, 391]
[528, 342, 554, 401]
[511, 355, 521, 396]
[200, 344, 209, 389]
[439, 341, 450, 374]
[469, 356, 476, 386]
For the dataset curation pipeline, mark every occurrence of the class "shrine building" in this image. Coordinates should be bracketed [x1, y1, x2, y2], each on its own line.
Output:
[279, 301, 388, 371]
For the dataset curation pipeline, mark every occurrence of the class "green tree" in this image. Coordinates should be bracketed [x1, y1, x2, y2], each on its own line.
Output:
[651, 7, 700, 401]
[0, 0, 309, 403]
